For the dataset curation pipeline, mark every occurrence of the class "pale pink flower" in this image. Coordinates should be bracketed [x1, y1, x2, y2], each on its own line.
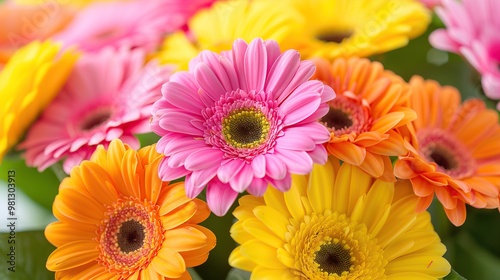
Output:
[151, 38, 335, 216]
[53, 0, 207, 52]
[19, 47, 173, 173]
[430, 0, 500, 105]
[419, 0, 442, 9]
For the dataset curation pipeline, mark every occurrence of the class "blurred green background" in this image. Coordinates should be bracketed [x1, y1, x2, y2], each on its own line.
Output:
[0, 6, 499, 280]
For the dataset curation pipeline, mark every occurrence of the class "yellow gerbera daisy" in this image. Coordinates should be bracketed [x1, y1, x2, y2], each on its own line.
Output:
[313, 57, 416, 181]
[155, 0, 303, 70]
[229, 158, 451, 279]
[45, 139, 216, 279]
[287, 0, 430, 59]
[0, 41, 77, 162]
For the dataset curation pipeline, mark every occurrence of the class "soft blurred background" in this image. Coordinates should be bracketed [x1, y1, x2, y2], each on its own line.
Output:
[0, 1, 499, 280]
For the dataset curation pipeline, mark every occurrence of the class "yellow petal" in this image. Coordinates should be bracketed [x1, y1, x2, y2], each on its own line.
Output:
[253, 206, 290, 240]
[240, 240, 285, 269]
[307, 158, 336, 213]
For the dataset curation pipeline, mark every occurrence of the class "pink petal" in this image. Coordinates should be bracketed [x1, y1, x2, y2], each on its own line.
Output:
[159, 111, 203, 136]
[195, 62, 226, 102]
[229, 163, 254, 192]
[264, 154, 287, 180]
[217, 159, 245, 183]
[284, 122, 331, 144]
[308, 144, 328, 165]
[266, 173, 292, 192]
[279, 91, 321, 126]
[276, 129, 315, 151]
[158, 159, 190, 181]
[244, 38, 267, 92]
[230, 39, 249, 91]
[275, 149, 313, 175]
[265, 50, 301, 100]
[246, 178, 269, 197]
[206, 179, 239, 216]
[163, 82, 204, 114]
[184, 148, 223, 170]
[251, 154, 266, 178]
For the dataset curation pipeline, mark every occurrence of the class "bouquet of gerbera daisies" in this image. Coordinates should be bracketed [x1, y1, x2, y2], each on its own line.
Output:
[1, 0, 499, 279]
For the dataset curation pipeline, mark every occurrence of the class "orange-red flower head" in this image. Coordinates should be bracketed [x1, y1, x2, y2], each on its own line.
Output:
[395, 76, 500, 226]
[313, 57, 416, 181]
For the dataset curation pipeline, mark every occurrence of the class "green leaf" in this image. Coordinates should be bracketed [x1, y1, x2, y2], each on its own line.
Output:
[443, 269, 467, 280]
[0, 158, 59, 211]
[226, 268, 251, 280]
[0, 231, 55, 280]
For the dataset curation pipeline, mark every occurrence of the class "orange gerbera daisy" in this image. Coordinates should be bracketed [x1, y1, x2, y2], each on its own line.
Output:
[45, 139, 216, 279]
[394, 76, 500, 226]
[313, 57, 416, 181]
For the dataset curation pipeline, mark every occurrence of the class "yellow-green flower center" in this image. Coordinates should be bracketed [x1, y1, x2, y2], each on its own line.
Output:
[286, 211, 386, 279]
[97, 197, 164, 277]
[222, 108, 270, 149]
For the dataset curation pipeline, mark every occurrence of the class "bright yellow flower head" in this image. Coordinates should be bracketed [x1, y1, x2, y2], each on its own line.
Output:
[155, 0, 303, 70]
[0, 40, 77, 162]
[229, 158, 451, 279]
[287, 0, 431, 59]
[45, 139, 216, 279]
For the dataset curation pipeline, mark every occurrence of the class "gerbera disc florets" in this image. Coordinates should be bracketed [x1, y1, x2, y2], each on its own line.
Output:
[417, 129, 476, 178]
[203, 89, 283, 160]
[289, 211, 385, 279]
[97, 197, 164, 276]
[321, 94, 372, 137]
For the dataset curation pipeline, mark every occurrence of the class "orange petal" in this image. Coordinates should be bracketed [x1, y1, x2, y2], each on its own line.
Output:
[161, 201, 197, 230]
[357, 153, 385, 178]
[394, 159, 416, 179]
[367, 130, 407, 156]
[163, 226, 209, 252]
[410, 176, 436, 197]
[443, 202, 466, 226]
[326, 141, 366, 165]
[45, 222, 95, 247]
[416, 195, 434, 212]
[435, 186, 458, 210]
[372, 112, 405, 134]
[151, 247, 186, 278]
[46, 241, 99, 271]
[158, 182, 192, 216]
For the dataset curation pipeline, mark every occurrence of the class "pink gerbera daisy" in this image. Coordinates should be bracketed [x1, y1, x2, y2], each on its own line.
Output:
[52, 0, 201, 52]
[429, 0, 500, 106]
[151, 38, 335, 216]
[19, 47, 173, 173]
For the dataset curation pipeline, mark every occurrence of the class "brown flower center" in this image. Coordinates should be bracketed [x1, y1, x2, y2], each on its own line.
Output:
[321, 95, 372, 136]
[417, 129, 476, 178]
[80, 109, 112, 131]
[317, 31, 353, 43]
[315, 242, 353, 275]
[97, 197, 164, 277]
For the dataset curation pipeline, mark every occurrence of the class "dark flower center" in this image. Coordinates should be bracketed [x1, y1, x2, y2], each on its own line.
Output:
[428, 146, 458, 171]
[321, 108, 353, 131]
[317, 31, 353, 43]
[117, 220, 145, 253]
[222, 108, 270, 149]
[80, 110, 112, 131]
[315, 242, 352, 275]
